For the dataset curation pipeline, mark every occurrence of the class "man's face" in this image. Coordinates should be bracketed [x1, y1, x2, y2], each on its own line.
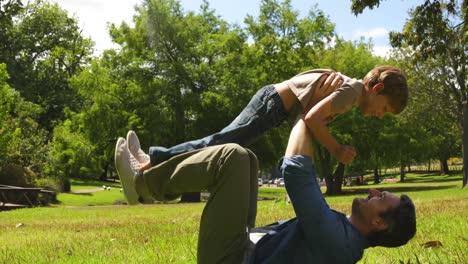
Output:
[351, 189, 400, 229]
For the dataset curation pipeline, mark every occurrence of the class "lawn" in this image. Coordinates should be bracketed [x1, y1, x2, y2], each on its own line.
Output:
[0, 173, 467, 263]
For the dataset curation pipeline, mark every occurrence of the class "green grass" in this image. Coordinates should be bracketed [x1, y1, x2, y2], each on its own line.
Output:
[55, 179, 125, 207]
[57, 189, 126, 207]
[0, 174, 467, 263]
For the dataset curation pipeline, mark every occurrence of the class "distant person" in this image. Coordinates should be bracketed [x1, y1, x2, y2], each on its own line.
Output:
[131, 66, 408, 190]
[114, 116, 416, 263]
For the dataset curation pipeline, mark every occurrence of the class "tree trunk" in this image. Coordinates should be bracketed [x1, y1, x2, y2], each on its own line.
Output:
[407, 164, 411, 172]
[325, 163, 344, 195]
[463, 102, 468, 187]
[174, 88, 185, 143]
[174, 87, 196, 199]
[440, 159, 450, 175]
[400, 163, 405, 182]
[427, 160, 431, 172]
[99, 163, 108, 181]
[374, 167, 380, 184]
[180, 192, 201, 203]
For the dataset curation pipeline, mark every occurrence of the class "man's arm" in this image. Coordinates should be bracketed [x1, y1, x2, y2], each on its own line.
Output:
[285, 116, 314, 158]
[282, 118, 347, 251]
[303, 96, 356, 164]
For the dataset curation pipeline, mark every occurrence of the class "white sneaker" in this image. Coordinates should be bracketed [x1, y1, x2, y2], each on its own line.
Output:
[127, 130, 150, 163]
[114, 137, 140, 205]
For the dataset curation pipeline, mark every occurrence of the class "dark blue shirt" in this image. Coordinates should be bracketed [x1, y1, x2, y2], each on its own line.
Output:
[252, 156, 369, 264]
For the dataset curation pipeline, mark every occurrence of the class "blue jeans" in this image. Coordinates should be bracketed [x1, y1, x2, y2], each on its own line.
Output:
[149, 85, 288, 166]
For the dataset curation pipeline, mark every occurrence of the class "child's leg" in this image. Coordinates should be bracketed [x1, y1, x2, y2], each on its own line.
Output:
[149, 85, 288, 165]
[137, 144, 258, 263]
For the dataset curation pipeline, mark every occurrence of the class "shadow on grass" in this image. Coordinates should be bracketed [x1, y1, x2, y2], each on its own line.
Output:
[404, 177, 462, 184]
[341, 185, 454, 195]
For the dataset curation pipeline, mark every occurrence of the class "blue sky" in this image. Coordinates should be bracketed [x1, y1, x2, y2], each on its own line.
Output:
[53, 0, 423, 56]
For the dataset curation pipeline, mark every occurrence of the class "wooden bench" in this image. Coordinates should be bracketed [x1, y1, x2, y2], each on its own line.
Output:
[0, 184, 55, 211]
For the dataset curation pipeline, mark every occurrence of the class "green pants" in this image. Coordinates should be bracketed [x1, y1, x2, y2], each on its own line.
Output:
[136, 144, 258, 263]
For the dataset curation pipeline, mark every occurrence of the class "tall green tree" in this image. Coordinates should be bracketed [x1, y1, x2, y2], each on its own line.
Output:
[351, 0, 467, 186]
[0, 63, 48, 186]
[5, 0, 93, 131]
[0, 64, 14, 166]
[0, 0, 23, 64]
[243, 0, 336, 170]
[62, 0, 248, 187]
[390, 51, 461, 175]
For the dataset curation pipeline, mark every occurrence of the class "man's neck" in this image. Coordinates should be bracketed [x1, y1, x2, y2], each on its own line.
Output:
[348, 215, 370, 237]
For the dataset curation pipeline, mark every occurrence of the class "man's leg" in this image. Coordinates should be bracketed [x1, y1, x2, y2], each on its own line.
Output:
[138, 144, 258, 263]
[148, 85, 288, 165]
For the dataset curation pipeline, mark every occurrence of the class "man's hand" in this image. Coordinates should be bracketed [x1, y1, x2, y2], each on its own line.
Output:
[333, 144, 356, 164]
[309, 72, 343, 108]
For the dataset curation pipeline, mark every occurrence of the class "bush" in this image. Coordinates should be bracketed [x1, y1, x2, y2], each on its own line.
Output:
[0, 164, 36, 187]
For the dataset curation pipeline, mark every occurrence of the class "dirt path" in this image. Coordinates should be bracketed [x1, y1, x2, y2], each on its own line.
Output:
[69, 188, 104, 194]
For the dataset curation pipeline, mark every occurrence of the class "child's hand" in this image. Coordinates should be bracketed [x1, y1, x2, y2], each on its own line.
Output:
[308, 72, 343, 109]
[333, 144, 356, 164]
[315, 72, 343, 100]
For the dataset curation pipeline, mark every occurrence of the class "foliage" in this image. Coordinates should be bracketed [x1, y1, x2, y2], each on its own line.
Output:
[0, 64, 14, 165]
[0, 63, 48, 182]
[350, 0, 383, 14]
[45, 119, 103, 190]
[3, 0, 93, 131]
[1, 0, 464, 190]
[388, 0, 467, 186]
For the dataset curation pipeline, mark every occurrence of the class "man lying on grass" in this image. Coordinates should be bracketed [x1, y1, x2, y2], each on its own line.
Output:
[115, 119, 416, 263]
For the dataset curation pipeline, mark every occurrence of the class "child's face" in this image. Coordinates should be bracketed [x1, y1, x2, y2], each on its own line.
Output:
[360, 94, 393, 118]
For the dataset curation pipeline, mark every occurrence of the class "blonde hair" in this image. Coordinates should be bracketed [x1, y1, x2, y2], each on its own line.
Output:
[363, 66, 408, 114]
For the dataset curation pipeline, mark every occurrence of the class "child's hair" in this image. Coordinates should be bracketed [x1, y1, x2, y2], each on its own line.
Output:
[363, 66, 408, 114]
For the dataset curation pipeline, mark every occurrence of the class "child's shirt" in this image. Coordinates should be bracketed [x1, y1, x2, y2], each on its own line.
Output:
[280, 69, 364, 119]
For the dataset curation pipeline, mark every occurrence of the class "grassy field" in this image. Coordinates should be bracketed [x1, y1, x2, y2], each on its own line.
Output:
[0, 173, 467, 263]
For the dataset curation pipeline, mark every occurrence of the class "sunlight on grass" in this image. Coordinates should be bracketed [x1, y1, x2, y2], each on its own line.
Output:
[0, 173, 466, 263]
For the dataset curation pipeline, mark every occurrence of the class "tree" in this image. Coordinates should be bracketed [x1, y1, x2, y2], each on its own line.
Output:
[0, 0, 23, 64]
[0, 64, 14, 166]
[351, 1, 467, 187]
[390, 51, 461, 176]
[5, 0, 93, 131]
[242, 0, 336, 174]
[0, 63, 49, 186]
[391, 0, 466, 186]
[46, 119, 101, 191]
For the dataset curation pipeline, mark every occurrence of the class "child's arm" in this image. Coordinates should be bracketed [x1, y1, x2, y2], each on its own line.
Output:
[303, 96, 356, 164]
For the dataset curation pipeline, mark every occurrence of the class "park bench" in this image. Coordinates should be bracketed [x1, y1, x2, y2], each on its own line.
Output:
[0, 184, 55, 211]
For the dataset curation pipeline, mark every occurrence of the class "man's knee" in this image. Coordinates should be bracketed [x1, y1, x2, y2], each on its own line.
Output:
[219, 143, 250, 160]
[213, 144, 258, 170]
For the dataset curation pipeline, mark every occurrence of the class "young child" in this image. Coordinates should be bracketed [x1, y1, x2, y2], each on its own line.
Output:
[124, 66, 407, 192]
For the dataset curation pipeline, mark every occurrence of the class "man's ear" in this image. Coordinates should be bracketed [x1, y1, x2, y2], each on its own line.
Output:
[371, 217, 388, 232]
[371, 83, 385, 93]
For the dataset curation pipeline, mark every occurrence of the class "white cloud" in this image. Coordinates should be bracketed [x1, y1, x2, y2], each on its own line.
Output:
[352, 27, 389, 40]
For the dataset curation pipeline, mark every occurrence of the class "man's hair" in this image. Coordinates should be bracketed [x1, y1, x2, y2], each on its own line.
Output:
[363, 66, 409, 114]
[367, 194, 416, 247]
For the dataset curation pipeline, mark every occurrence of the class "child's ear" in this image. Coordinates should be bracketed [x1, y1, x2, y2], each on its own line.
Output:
[372, 83, 385, 93]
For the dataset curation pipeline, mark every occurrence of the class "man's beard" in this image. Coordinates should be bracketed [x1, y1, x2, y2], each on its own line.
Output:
[351, 198, 365, 219]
